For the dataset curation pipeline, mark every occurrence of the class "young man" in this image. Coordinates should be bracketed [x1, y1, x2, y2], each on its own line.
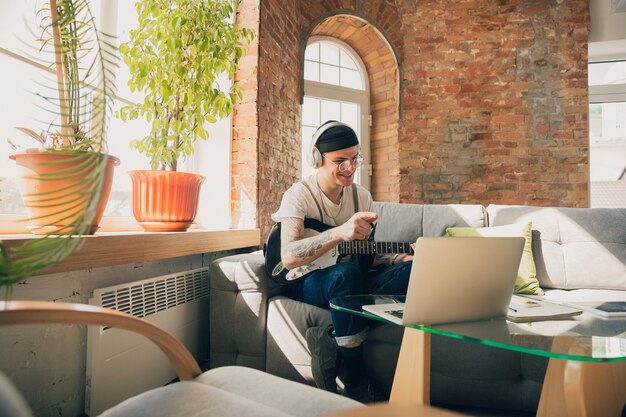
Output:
[271, 121, 413, 402]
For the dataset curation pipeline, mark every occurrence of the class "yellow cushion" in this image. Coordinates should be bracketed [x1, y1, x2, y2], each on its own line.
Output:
[445, 222, 544, 295]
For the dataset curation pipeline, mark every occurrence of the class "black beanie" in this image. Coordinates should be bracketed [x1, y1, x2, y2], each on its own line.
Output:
[314, 121, 359, 153]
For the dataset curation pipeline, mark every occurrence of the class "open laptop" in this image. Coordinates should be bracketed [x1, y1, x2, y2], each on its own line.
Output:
[362, 236, 525, 326]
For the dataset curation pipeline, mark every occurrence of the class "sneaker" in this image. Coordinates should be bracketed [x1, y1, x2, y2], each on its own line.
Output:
[305, 325, 340, 392]
[343, 378, 389, 404]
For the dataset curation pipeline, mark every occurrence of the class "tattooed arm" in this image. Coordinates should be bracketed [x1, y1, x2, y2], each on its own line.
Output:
[279, 217, 339, 270]
[279, 212, 379, 270]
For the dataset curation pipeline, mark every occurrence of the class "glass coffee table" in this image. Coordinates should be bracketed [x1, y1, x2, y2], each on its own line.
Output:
[330, 295, 626, 417]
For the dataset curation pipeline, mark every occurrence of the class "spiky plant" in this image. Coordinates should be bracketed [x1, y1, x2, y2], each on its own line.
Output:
[0, 0, 118, 298]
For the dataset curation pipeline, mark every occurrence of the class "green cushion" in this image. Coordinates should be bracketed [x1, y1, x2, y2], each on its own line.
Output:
[445, 222, 544, 296]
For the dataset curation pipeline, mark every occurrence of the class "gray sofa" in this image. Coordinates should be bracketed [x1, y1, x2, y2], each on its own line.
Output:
[209, 203, 626, 415]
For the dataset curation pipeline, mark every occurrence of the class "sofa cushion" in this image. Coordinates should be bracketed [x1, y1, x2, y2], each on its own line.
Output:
[445, 222, 543, 295]
[196, 366, 362, 417]
[266, 296, 333, 384]
[487, 205, 626, 290]
[210, 252, 285, 370]
[99, 380, 298, 417]
[100, 367, 362, 417]
[372, 202, 486, 242]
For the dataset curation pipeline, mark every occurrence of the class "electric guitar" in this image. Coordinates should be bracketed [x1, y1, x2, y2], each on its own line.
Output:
[263, 218, 414, 285]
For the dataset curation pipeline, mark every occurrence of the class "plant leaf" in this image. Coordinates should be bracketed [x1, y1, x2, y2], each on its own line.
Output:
[15, 127, 46, 144]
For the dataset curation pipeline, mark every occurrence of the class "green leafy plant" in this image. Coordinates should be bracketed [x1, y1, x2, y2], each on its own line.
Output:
[117, 0, 255, 171]
[0, 0, 118, 297]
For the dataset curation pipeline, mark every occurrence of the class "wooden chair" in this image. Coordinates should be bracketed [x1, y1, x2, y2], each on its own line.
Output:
[0, 301, 470, 417]
[0, 300, 362, 417]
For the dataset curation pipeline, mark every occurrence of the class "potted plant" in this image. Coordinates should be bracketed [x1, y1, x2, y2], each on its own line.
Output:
[1, 0, 118, 293]
[9, 0, 119, 236]
[117, 0, 254, 232]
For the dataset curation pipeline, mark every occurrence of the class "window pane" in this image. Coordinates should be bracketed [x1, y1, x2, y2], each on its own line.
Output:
[304, 60, 320, 82]
[320, 63, 340, 86]
[320, 42, 340, 66]
[0, 53, 50, 215]
[104, 100, 152, 216]
[340, 68, 363, 89]
[341, 103, 359, 130]
[589, 101, 626, 182]
[305, 41, 365, 90]
[112, 0, 143, 103]
[340, 49, 358, 70]
[302, 126, 317, 147]
[302, 97, 320, 127]
[305, 42, 319, 61]
[301, 126, 317, 179]
[589, 61, 626, 86]
[0, 2, 46, 58]
[320, 99, 341, 124]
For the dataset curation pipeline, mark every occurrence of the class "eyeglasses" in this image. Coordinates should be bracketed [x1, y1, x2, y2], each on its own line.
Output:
[323, 154, 364, 172]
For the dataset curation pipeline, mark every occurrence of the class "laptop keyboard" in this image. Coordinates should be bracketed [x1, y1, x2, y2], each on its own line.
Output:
[385, 309, 404, 319]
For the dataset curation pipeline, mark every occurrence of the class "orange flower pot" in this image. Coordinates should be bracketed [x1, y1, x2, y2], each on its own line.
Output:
[128, 170, 205, 232]
[10, 150, 119, 235]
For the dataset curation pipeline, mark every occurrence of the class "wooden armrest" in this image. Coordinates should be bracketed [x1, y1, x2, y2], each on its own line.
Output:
[0, 300, 202, 381]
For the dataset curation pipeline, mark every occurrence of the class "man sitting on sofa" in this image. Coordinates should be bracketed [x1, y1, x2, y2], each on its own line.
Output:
[270, 120, 413, 402]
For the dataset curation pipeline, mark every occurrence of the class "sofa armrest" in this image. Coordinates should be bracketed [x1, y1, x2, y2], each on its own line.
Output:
[209, 251, 285, 370]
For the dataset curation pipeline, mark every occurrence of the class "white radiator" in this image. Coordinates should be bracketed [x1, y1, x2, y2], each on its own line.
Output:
[85, 268, 210, 416]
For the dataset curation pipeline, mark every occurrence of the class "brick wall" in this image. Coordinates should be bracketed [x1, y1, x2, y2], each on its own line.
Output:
[231, 0, 261, 229]
[397, 1, 590, 207]
[255, 0, 302, 237]
[236, 0, 590, 239]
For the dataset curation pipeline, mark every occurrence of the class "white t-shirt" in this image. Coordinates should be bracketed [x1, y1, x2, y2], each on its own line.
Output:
[271, 175, 373, 227]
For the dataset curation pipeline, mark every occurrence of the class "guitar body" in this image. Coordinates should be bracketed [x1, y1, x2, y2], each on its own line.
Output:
[264, 218, 398, 285]
[264, 219, 353, 285]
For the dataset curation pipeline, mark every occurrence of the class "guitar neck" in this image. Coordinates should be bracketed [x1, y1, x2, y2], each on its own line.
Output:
[338, 241, 413, 255]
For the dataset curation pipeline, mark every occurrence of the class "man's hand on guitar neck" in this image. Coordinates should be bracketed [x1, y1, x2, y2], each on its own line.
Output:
[391, 242, 416, 265]
[333, 211, 378, 242]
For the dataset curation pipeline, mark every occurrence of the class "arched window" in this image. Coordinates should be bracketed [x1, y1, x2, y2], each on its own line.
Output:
[302, 38, 371, 189]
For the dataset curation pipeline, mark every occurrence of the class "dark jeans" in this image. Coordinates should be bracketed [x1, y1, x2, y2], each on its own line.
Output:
[287, 260, 412, 347]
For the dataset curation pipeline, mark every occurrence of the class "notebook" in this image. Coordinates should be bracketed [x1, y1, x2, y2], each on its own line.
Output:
[362, 236, 525, 326]
[506, 295, 582, 322]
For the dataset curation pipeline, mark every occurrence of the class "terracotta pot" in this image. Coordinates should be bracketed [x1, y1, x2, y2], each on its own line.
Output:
[128, 170, 206, 232]
[10, 150, 119, 235]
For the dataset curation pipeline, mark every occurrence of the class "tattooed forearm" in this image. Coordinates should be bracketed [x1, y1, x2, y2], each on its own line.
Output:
[289, 231, 332, 259]
[279, 217, 337, 267]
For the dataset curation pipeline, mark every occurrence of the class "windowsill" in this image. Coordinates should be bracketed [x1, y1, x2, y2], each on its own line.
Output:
[1, 229, 261, 276]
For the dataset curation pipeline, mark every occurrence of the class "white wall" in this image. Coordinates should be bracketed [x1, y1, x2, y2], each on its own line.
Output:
[589, 0, 626, 62]
[590, 0, 626, 43]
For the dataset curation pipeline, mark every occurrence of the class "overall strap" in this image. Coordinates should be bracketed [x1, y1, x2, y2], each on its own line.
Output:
[352, 184, 359, 213]
[300, 180, 324, 224]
